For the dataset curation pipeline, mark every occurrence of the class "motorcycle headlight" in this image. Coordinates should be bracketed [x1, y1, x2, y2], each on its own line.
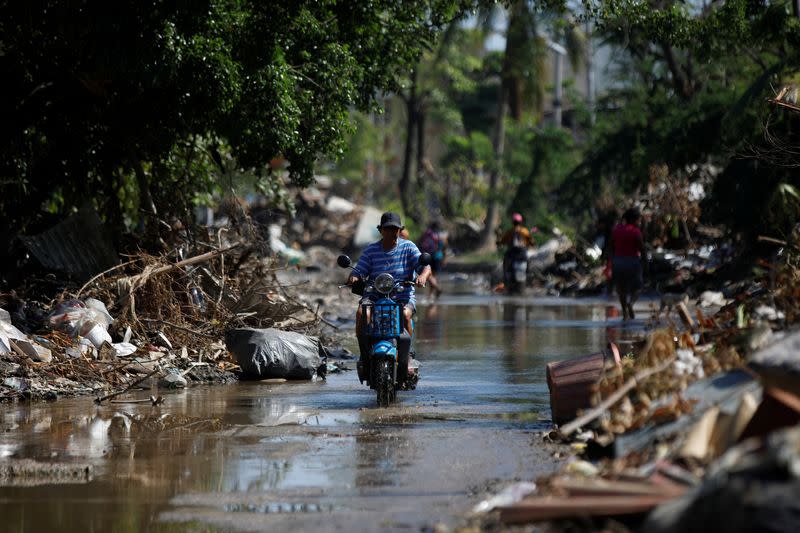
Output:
[374, 273, 395, 294]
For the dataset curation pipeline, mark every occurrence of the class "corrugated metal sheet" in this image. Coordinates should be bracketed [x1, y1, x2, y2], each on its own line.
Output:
[19, 206, 118, 277]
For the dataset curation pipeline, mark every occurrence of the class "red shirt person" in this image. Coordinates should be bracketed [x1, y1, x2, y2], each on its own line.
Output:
[610, 209, 644, 320]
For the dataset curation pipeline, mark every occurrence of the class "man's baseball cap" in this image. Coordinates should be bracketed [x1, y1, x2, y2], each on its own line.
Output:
[378, 212, 404, 229]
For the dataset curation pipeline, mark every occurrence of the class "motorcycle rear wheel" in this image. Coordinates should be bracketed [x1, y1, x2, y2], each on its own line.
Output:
[375, 360, 395, 407]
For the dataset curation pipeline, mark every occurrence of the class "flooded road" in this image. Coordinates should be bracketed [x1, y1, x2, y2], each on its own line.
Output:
[0, 294, 639, 532]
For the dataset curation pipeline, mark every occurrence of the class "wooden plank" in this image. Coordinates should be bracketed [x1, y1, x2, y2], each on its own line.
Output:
[738, 387, 800, 441]
[676, 302, 694, 328]
[498, 495, 672, 524]
[551, 476, 687, 498]
[768, 98, 800, 113]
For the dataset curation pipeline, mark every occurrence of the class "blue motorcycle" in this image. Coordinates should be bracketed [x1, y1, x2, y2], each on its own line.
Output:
[337, 253, 431, 407]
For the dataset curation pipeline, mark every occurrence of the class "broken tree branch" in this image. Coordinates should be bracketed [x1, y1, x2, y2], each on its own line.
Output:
[76, 259, 140, 297]
[559, 355, 677, 437]
[94, 367, 162, 404]
[138, 318, 217, 338]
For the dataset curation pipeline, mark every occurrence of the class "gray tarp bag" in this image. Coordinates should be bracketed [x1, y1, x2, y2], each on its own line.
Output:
[225, 328, 326, 379]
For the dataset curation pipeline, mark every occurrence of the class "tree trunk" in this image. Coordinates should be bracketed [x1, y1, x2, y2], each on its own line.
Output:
[508, 77, 523, 120]
[130, 152, 157, 223]
[442, 169, 454, 217]
[416, 108, 425, 186]
[585, 19, 595, 125]
[479, 83, 507, 250]
[661, 43, 693, 100]
[415, 107, 427, 222]
[399, 69, 418, 220]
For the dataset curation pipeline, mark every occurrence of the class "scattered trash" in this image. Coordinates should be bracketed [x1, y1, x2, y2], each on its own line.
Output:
[673, 349, 704, 380]
[0, 308, 28, 354]
[48, 298, 113, 349]
[472, 482, 537, 513]
[323, 346, 355, 359]
[3, 377, 28, 392]
[10, 339, 52, 363]
[564, 459, 600, 477]
[645, 424, 800, 533]
[325, 362, 347, 373]
[158, 368, 188, 389]
[697, 291, 727, 308]
[754, 305, 785, 322]
[112, 342, 138, 358]
[225, 328, 326, 380]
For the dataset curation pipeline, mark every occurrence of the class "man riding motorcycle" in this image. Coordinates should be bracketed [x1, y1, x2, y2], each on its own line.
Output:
[496, 213, 533, 292]
[347, 212, 432, 375]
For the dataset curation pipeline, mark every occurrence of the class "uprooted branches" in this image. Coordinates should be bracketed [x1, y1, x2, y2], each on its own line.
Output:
[74, 241, 324, 353]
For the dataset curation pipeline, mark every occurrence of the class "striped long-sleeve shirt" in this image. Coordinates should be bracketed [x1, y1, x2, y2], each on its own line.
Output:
[351, 238, 423, 304]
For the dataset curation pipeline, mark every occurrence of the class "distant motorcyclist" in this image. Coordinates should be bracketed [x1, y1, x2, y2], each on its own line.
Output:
[497, 213, 533, 292]
[498, 213, 534, 248]
[497, 213, 533, 254]
[347, 212, 432, 344]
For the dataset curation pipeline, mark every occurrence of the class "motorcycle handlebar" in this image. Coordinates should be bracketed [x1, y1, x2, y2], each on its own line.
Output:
[339, 279, 416, 293]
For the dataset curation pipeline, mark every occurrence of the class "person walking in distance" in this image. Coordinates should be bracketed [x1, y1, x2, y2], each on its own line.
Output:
[418, 220, 446, 298]
[610, 208, 645, 320]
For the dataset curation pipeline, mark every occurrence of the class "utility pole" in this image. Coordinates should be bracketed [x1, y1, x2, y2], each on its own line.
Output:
[547, 40, 566, 128]
[585, 19, 595, 125]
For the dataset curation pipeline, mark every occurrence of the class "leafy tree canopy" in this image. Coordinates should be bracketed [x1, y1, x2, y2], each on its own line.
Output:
[0, 0, 467, 235]
[556, 0, 800, 238]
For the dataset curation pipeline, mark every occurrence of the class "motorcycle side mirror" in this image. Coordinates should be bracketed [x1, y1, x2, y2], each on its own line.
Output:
[337, 255, 352, 268]
[418, 252, 432, 266]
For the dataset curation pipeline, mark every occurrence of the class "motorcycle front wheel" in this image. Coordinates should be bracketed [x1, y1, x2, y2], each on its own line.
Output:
[375, 360, 395, 407]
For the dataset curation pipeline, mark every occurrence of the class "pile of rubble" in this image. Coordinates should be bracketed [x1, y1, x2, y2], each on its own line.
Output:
[0, 225, 338, 403]
[473, 249, 800, 531]
[521, 163, 725, 296]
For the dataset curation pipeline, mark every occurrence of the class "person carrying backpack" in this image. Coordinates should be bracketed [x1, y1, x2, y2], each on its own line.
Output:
[418, 220, 446, 298]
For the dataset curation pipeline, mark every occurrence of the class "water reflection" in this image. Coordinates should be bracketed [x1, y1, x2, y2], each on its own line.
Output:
[416, 298, 609, 387]
[353, 419, 415, 491]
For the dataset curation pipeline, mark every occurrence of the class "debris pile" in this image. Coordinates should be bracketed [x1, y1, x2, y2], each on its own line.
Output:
[517, 163, 723, 296]
[1, 228, 336, 403]
[477, 247, 800, 531]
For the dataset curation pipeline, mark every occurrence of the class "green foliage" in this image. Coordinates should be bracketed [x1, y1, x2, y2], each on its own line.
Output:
[0, 0, 468, 237]
[506, 124, 578, 224]
[435, 131, 492, 219]
[553, 0, 800, 239]
[332, 111, 383, 182]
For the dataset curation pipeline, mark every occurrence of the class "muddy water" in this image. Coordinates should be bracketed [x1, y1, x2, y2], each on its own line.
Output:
[0, 295, 635, 532]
